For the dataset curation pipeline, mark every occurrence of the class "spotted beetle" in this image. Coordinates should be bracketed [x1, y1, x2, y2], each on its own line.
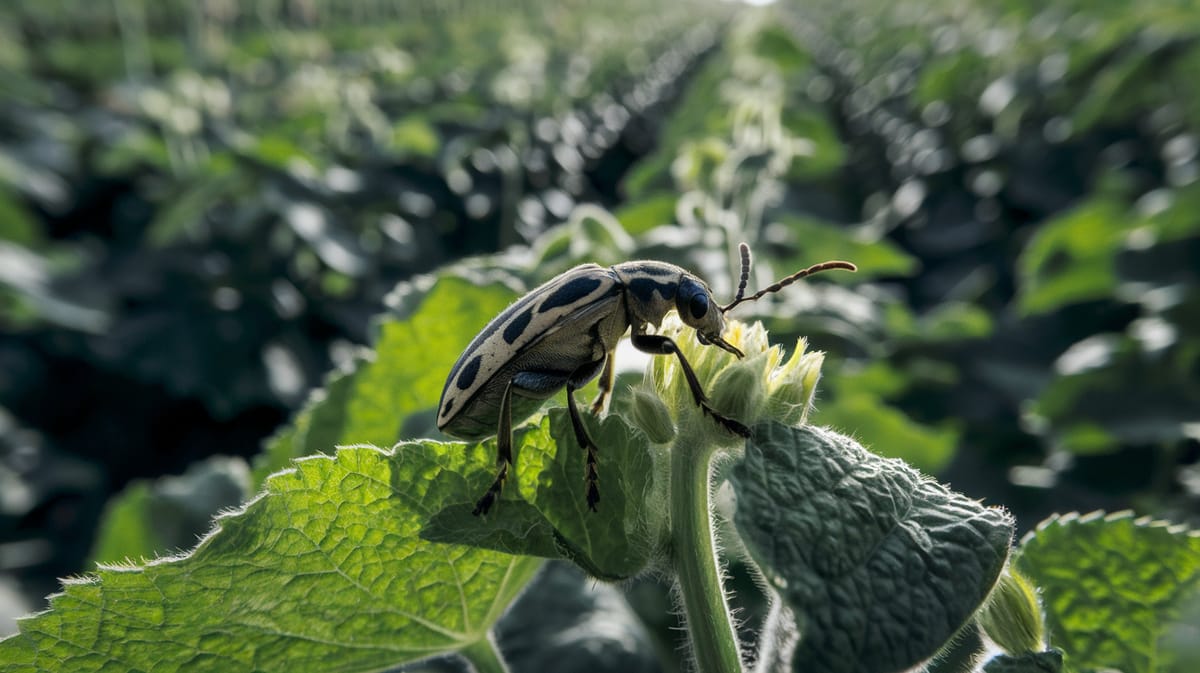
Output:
[438, 243, 856, 515]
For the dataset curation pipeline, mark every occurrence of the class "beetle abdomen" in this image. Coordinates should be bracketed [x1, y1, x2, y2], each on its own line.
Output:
[437, 264, 623, 433]
[439, 382, 548, 439]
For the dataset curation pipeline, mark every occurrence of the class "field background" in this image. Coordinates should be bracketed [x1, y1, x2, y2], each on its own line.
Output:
[1, 0, 1198, 668]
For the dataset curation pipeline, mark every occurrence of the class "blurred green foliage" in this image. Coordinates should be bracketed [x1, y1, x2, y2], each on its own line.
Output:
[1, 0, 1199, 670]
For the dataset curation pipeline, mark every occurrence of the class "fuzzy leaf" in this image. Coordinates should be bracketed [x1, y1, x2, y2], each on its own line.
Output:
[730, 423, 1013, 673]
[424, 409, 660, 581]
[0, 442, 542, 672]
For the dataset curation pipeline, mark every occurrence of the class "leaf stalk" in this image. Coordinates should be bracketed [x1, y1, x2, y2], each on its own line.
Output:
[670, 423, 744, 673]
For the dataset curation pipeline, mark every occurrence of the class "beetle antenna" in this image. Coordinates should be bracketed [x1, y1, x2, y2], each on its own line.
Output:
[726, 243, 752, 308]
[721, 258, 857, 313]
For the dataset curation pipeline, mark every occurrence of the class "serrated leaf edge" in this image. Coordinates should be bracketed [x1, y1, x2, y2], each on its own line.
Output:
[1020, 509, 1200, 547]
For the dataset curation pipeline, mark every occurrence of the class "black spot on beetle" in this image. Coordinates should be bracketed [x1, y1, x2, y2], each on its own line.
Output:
[503, 308, 534, 344]
[456, 355, 482, 390]
[627, 278, 677, 304]
[540, 276, 604, 311]
[442, 399, 453, 416]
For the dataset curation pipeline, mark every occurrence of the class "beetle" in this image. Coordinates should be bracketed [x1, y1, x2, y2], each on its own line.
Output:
[437, 243, 856, 516]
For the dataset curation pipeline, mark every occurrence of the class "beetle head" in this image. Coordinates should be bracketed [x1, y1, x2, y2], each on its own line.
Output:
[677, 277, 744, 358]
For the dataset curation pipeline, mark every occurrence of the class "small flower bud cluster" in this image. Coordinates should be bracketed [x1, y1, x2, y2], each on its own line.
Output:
[628, 314, 825, 442]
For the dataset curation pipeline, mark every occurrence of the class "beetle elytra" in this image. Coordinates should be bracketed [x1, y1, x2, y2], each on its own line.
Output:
[437, 243, 856, 515]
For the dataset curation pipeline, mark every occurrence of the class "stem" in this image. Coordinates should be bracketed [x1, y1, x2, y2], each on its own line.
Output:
[461, 634, 511, 673]
[671, 425, 743, 673]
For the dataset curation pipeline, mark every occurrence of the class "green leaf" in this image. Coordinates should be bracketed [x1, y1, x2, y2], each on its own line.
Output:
[251, 134, 320, 171]
[914, 51, 989, 107]
[95, 128, 171, 174]
[1029, 336, 1200, 454]
[1016, 511, 1200, 673]
[0, 442, 542, 672]
[424, 409, 660, 581]
[731, 423, 1013, 673]
[145, 172, 243, 247]
[920, 301, 994, 341]
[90, 456, 251, 565]
[252, 361, 364, 488]
[1142, 183, 1200, 242]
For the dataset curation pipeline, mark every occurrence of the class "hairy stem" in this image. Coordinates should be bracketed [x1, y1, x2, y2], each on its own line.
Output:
[671, 424, 743, 673]
[461, 634, 511, 673]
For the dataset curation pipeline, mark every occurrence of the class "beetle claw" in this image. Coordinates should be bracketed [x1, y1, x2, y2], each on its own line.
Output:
[708, 334, 744, 359]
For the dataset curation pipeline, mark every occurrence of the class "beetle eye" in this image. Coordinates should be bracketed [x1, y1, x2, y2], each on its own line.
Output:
[689, 293, 709, 320]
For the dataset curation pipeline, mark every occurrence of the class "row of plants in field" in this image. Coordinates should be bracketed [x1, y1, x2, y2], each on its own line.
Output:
[759, 0, 1200, 527]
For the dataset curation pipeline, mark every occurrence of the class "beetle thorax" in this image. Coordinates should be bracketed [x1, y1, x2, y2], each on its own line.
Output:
[610, 260, 690, 328]
[610, 260, 727, 342]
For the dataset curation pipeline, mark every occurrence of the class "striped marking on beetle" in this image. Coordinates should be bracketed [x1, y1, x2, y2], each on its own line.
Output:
[626, 277, 677, 305]
[437, 264, 623, 429]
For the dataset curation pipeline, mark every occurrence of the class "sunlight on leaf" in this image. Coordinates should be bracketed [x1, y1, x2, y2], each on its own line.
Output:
[0, 443, 542, 672]
[1017, 511, 1200, 673]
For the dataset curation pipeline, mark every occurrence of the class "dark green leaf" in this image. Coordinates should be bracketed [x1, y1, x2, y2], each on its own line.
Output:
[498, 562, 661, 673]
[0, 188, 39, 247]
[1017, 197, 1128, 315]
[731, 423, 1013, 673]
[424, 409, 660, 581]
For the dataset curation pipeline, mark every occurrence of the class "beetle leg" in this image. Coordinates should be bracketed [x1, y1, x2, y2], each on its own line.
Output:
[567, 376, 601, 512]
[590, 352, 615, 414]
[630, 333, 750, 437]
[473, 379, 515, 516]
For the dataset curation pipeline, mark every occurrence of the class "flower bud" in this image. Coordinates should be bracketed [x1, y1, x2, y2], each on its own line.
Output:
[628, 383, 676, 444]
[977, 567, 1047, 655]
[708, 355, 765, 430]
[765, 344, 824, 426]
